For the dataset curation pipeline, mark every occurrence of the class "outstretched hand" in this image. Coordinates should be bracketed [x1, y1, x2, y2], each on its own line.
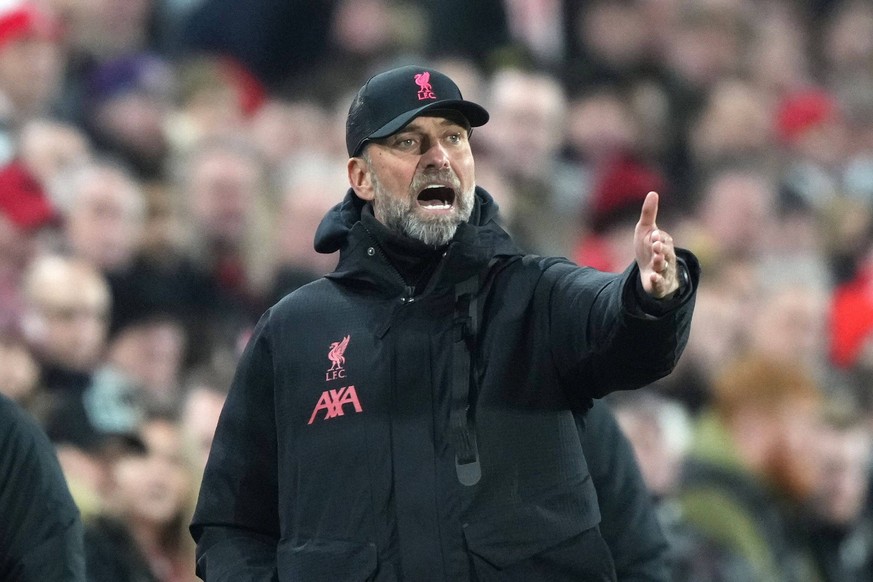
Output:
[634, 191, 680, 299]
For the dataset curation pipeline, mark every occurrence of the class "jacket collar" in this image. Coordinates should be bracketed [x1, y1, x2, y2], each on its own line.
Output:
[314, 187, 522, 294]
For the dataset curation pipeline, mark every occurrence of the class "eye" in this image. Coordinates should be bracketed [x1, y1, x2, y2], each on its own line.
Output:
[393, 136, 417, 150]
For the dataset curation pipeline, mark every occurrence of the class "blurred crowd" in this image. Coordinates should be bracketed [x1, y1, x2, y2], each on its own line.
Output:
[0, 0, 872, 580]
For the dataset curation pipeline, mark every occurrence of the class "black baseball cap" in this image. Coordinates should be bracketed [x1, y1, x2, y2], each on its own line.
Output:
[346, 65, 490, 157]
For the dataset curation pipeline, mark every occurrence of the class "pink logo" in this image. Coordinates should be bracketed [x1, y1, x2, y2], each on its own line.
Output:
[415, 72, 436, 101]
[326, 335, 350, 381]
[307, 386, 363, 424]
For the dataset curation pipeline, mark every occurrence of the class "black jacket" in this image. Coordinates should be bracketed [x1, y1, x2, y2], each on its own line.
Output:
[191, 188, 698, 581]
[0, 394, 86, 581]
[581, 401, 671, 581]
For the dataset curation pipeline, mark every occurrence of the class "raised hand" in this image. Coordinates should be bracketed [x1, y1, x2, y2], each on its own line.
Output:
[633, 191, 680, 299]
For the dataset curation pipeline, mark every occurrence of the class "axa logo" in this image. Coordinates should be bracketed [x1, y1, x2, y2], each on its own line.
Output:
[326, 335, 350, 381]
[307, 386, 363, 425]
[415, 71, 436, 101]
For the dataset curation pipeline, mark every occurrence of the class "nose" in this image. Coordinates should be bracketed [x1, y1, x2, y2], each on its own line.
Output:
[420, 139, 450, 170]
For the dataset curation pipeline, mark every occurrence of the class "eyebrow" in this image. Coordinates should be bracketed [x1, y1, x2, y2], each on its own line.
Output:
[398, 119, 468, 135]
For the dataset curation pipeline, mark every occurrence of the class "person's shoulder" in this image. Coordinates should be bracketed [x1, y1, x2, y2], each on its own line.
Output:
[0, 393, 43, 445]
[266, 277, 344, 322]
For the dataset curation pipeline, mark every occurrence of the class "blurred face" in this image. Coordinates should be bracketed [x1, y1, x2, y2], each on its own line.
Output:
[181, 387, 226, 472]
[581, 2, 649, 66]
[812, 424, 872, 525]
[277, 181, 342, 272]
[482, 72, 566, 173]
[19, 120, 91, 185]
[62, 0, 152, 57]
[699, 172, 775, 257]
[108, 319, 186, 400]
[250, 101, 329, 165]
[24, 263, 110, 371]
[0, 214, 39, 270]
[0, 36, 64, 116]
[763, 400, 823, 503]
[111, 419, 192, 525]
[615, 408, 684, 496]
[748, 288, 827, 367]
[351, 114, 476, 247]
[188, 149, 261, 247]
[66, 168, 144, 269]
[566, 90, 637, 164]
[93, 93, 168, 158]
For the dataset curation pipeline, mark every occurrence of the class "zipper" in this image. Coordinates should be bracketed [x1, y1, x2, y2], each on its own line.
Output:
[362, 224, 416, 304]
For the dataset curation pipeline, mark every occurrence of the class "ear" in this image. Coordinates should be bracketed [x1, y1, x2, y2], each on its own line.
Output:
[347, 157, 375, 201]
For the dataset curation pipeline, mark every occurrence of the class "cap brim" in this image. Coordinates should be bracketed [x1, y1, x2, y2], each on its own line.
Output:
[361, 100, 489, 152]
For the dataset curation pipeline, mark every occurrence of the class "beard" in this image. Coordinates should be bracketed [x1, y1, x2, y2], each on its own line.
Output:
[370, 167, 475, 248]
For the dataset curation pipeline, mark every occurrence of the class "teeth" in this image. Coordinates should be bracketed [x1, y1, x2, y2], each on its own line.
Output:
[421, 201, 451, 209]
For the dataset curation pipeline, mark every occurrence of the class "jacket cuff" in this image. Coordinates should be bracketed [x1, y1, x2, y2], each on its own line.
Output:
[627, 252, 698, 317]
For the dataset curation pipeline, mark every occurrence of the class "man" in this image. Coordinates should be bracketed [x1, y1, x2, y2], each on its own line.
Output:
[0, 392, 86, 581]
[676, 353, 826, 581]
[191, 65, 698, 581]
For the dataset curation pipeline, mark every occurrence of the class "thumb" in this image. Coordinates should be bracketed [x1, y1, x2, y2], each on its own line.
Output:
[637, 191, 659, 231]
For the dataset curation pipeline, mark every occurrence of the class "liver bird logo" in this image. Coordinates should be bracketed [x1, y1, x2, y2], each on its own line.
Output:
[328, 335, 350, 371]
[414, 71, 436, 100]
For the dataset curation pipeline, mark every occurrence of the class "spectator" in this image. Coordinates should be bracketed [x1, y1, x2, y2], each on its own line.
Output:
[676, 353, 826, 582]
[19, 254, 143, 464]
[744, 263, 832, 383]
[658, 270, 749, 414]
[0, 1, 65, 134]
[606, 389, 755, 581]
[0, 159, 59, 332]
[84, 410, 199, 582]
[107, 312, 188, 412]
[804, 398, 873, 582]
[684, 163, 779, 267]
[178, 363, 231, 477]
[478, 66, 577, 254]
[178, 0, 337, 92]
[268, 152, 345, 304]
[52, 157, 147, 273]
[81, 53, 176, 181]
[247, 98, 329, 170]
[18, 117, 93, 189]
[775, 87, 849, 215]
[172, 135, 275, 322]
[167, 54, 266, 156]
[573, 153, 669, 273]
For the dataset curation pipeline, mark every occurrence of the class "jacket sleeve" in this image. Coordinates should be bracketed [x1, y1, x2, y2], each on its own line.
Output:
[578, 401, 670, 582]
[0, 394, 86, 582]
[547, 249, 699, 398]
[190, 312, 280, 582]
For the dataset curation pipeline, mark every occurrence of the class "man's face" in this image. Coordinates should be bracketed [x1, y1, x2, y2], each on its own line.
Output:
[352, 114, 476, 247]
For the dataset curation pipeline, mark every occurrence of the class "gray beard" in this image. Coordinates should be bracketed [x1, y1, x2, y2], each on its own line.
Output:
[370, 169, 475, 247]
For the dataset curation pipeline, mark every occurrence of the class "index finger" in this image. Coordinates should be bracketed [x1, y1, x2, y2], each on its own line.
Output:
[637, 191, 659, 230]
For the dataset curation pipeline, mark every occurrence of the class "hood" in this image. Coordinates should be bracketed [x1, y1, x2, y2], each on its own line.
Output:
[312, 186, 522, 291]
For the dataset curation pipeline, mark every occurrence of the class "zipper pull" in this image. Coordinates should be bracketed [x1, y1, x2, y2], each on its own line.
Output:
[400, 286, 415, 304]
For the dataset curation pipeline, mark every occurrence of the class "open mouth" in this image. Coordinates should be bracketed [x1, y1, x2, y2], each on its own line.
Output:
[417, 184, 456, 211]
